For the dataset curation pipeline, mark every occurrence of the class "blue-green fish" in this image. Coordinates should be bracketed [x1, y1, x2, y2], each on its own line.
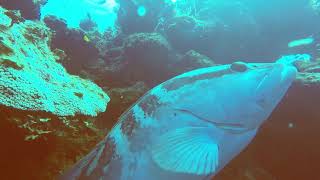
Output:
[288, 37, 314, 48]
[62, 61, 297, 180]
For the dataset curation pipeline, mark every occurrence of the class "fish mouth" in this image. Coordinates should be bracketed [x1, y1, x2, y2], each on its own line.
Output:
[175, 109, 250, 134]
[280, 65, 297, 84]
[255, 63, 297, 108]
[255, 64, 283, 93]
[256, 63, 297, 93]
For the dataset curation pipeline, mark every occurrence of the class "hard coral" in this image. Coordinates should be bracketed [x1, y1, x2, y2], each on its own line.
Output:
[123, 32, 173, 86]
[164, 15, 218, 53]
[124, 32, 170, 62]
[96, 81, 148, 129]
[0, 7, 110, 116]
[171, 50, 216, 75]
[43, 15, 100, 75]
[0, 0, 44, 19]
[0, 104, 104, 180]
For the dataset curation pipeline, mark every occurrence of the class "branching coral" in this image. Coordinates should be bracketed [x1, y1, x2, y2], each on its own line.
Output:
[0, 7, 110, 116]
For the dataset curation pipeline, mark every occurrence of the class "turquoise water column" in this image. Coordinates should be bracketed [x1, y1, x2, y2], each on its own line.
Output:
[40, 0, 119, 33]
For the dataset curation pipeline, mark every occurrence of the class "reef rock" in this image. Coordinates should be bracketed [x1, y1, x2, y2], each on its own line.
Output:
[297, 60, 320, 73]
[0, 104, 104, 180]
[43, 15, 101, 75]
[164, 1, 259, 63]
[164, 15, 218, 54]
[0, 0, 46, 19]
[171, 50, 216, 75]
[91, 32, 174, 88]
[96, 81, 149, 129]
[123, 32, 170, 63]
[92, 36, 217, 89]
[0, 7, 109, 180]
[0, 7, 110, 116]
[122, 32, 173, 86]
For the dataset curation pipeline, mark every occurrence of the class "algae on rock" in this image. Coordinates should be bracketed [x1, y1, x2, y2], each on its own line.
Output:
[0, 7, 110, 117]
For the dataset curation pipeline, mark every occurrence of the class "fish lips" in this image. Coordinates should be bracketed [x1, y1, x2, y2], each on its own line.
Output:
[254, 63, 297, 101]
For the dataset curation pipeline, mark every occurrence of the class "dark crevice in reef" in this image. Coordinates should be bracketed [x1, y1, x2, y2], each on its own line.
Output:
[0, 105, 57, 180]
[0, 104, 105, 180]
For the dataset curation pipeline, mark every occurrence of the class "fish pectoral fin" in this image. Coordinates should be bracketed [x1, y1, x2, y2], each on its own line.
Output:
[151, 127, 219, 176]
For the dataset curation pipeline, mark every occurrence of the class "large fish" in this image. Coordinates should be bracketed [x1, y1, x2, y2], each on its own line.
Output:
[62, 61, 297, 180]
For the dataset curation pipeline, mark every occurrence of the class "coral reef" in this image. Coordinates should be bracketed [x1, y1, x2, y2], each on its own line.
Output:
[86, 32, 175, 88]
[0, 104, 104, 180]
[86, 33, 217, 90]
[96, 81, 149, 129]
[0, 0, 45, 19]
[0, 1, 319, 179]
[0, 7, 110, 180]
[0, 7, 110, 116]
[122, 32, 172, 86]
[43, 15, 101, 75]
[297, 60, 320, 73]
[164, 15, 218, 53]
[171, 50, 216, 75]
[79, 15, 97, 32]
[162, 0, 259, 61]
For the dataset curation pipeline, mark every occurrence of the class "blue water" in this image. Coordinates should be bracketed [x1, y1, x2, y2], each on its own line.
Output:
[41, 0, 119, 33]
[40, 0, 320, 63]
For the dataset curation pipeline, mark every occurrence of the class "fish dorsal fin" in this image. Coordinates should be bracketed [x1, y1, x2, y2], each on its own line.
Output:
[151, 127, 219, 175]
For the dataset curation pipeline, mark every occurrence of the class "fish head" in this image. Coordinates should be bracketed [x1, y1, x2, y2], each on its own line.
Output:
[161, 61, 297, 132]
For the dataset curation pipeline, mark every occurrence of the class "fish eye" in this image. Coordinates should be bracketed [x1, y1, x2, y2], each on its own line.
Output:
[230, 61, 248, 72]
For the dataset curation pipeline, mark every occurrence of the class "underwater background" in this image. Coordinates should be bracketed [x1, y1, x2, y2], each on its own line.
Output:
[0, 0, 320, 179]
